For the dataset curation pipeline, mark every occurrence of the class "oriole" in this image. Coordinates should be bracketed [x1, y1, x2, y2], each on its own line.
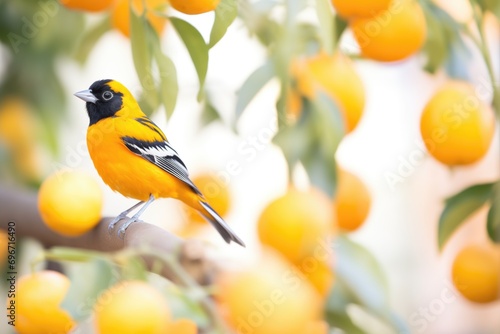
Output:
[74, 79, 245, 246]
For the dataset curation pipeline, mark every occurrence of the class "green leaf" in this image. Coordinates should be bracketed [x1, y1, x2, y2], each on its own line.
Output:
[420, 1, 469, 75]
[73, 17, 111, 65]
[154, 49, 178, 118]
[235, 60, 275, 121]
[45, 247, 102, 262]
[273, 100, 314, 167]
[326, 278, 370, 334]
[61, 258, 117, 321]
[209, 0, 237, 48]
[487, 183, 500, 243]
[200, 96, 222, 126]
[302, 93, 344, 197]
[476, 0, 500, 20]
[333, 14, 348, 44]
[316, 0, 334, 53]
[438, 183, 495, 250]
[130, 9, 153, 89]
[121, 256, 148, 280]
[332, 236, 409, 333]
[170, 17, 209, 101]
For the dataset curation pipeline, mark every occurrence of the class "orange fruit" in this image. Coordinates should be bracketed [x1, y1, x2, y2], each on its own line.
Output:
[452, 244, 500, 303]
[291, 52, 365, 132]
[350, 0, 427, 62]
[38, 170, 103, 236]
[216, 251, 322, 334]
[298, 258, 335, 296]
[60, 0, 114, 12]
[331, 0, 392, 19]
[420, 81, 496, 166]
[257, 188, 334, 264]
[169, 0, 220, 15]
[334, 169, 371, 232]
[111, 0, 166, 37]
[0, 230, 7, 264]
[168, 318, 197, 334]
[0, 98, 37, 148]
[185, 172, 231, 225]
[306, 320, 330, 334]
[0, 98, 44, 181]
[8, 271, 75, 334]
[94, 281, 171, 334]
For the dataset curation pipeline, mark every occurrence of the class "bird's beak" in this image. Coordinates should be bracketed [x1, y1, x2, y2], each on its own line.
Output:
[74, 89, 98, 104]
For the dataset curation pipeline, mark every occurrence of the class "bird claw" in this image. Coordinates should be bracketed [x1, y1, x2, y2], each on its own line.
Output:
[117, 218, 145, 239]
[107, 216, 124, 234]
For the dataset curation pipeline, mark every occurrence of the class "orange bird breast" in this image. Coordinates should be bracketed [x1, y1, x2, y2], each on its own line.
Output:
[86, 116, 196, 204]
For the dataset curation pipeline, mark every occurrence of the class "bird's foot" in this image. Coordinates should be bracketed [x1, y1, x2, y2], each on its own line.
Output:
[108, 215, 127, 234]
[117, 218, 145, 239]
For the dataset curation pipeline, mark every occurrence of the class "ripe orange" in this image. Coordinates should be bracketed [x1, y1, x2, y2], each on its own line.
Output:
[168, 318, 197, 334]
[169, 0, 220, 15]
[291, 52, 365, 133]
[350, 0, 427, 62]
[306, 320, 330, 334]
[38, 170, 103, 236]
[334, 169, 371, 232]
[111, 0, 166, 37]
[452, 244, 500, 303]
[0, 98, 44, 181]
[298, 257, 335, 296]
[8, 271, 75, 334]
[60, 0, 114, 12]
[420, 81, 496, 166]
[94, 281, 171, 334]
[0, 230, 7, 265]
[0, 98, 37, 148]
[185, 172, 231, 225]
[257, 188, 334, 264]
[216, 251, 322, 334]
[331, 0, 392, 19]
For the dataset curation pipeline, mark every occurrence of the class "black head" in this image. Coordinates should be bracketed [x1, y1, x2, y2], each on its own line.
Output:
[74, 79, 124, 126]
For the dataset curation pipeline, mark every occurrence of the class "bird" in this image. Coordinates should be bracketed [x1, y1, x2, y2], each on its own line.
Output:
[74, 79, 245, 247]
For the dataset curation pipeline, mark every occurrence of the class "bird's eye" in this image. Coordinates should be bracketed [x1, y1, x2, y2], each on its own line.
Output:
[102, 91, 113, 100]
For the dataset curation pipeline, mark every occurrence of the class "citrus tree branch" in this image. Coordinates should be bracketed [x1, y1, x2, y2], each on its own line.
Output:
[0, 185, 215, 286]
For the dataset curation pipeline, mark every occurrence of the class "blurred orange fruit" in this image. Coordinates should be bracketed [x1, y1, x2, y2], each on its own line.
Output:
[331, 0, 392, 19]
[452, 244, 500, 303]
[0, 230, 7, 265]
[291, 52, 365, 132]
[168, 318, 197, 334]
[334, 169, 371, 232]
[169, 0, 220, 14]
[420, 81, 496, 166]
[0, 98, 44, 181]
[60, 0, 114, 12]
[298, 258, 335, 296]
[351, 0, 427, 62]
[94, 281, 171, 334]
[185, 172, 231, 225]
[38, 170, 103, 236]
[8, 271, 75, 334]
[306, 320, 330, 334]
[257, 188, 334, 264]
[0, 98, 37, 148]
[111, 0, 166, 37]
[216, 251, 322, 334]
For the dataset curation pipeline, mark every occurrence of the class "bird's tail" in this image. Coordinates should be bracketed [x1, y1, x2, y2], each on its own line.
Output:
[198, 201, 245, 247]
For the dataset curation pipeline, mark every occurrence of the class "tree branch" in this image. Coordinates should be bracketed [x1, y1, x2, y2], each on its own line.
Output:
[0, 185, 214, 285]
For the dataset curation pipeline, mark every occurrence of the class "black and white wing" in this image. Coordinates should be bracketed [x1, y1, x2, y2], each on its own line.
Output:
[122, 136, 201, 195]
